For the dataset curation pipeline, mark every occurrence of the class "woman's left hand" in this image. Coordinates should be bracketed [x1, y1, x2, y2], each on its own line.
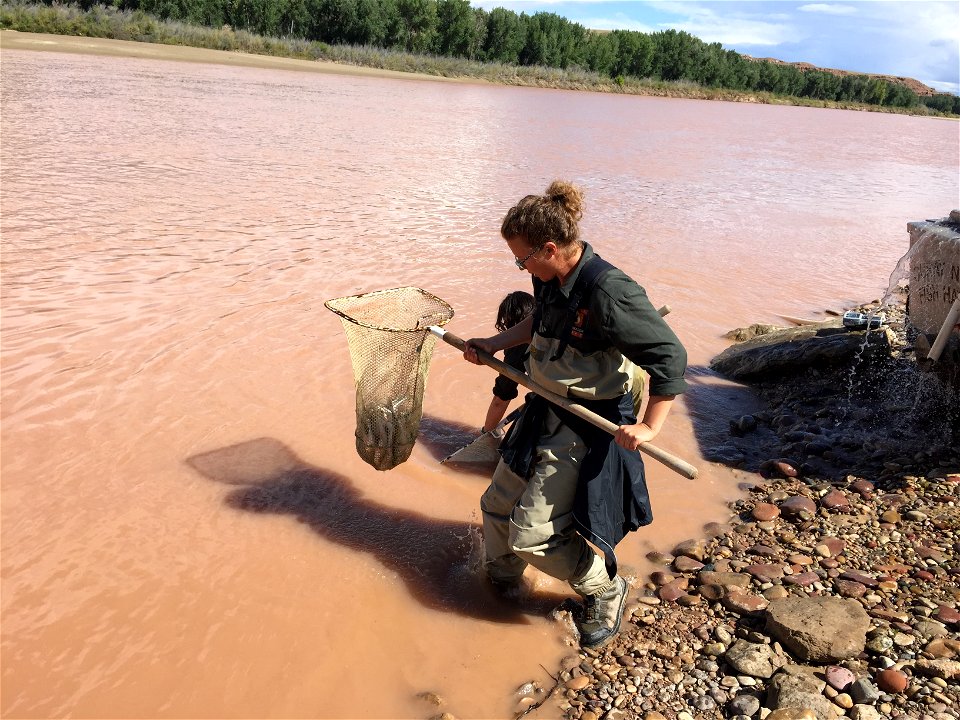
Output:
[614, 422, 656, 451]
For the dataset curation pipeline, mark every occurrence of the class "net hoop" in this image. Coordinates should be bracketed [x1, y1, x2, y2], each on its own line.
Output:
[324, 286, 454, 334]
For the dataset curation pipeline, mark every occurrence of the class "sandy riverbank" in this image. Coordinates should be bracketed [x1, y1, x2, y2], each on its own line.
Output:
[0, 30, 485, 84]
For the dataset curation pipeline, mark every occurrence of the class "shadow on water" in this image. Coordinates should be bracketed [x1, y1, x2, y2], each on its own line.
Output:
[683, 364, 779, 476]
[186, 437, 568, 623]
[417, 413, 500, 476]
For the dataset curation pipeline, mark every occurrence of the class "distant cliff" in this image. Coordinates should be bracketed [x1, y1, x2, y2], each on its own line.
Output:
[745, 55, 939, 96]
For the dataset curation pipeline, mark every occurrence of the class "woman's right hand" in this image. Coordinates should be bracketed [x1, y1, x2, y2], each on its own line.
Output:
[463, 338, 496, 365]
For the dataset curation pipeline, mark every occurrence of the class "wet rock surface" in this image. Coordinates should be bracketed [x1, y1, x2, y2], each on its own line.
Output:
[702, 301, 959, 479]
[710, 321, 893, 382]
[519, 301, 959, 720]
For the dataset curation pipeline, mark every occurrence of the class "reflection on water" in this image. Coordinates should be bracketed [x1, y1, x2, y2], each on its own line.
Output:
[2, 47, 958, 718]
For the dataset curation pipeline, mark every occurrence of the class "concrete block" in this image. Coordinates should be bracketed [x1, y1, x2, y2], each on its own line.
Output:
[907, 216, 960, 335]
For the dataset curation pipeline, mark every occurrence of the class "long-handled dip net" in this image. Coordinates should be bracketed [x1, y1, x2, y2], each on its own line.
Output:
[327, 288, 698, 479]
[325, 287, 454, 471]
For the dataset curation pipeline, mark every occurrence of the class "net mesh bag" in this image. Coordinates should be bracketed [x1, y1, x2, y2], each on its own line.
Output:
[325, 287, 454, 471]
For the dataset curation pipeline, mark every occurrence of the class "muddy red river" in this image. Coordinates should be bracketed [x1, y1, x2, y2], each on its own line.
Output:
[2, 41, 957, 719]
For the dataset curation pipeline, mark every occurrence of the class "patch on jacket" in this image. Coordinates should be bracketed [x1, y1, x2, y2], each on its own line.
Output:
[570, 308, 589, 339]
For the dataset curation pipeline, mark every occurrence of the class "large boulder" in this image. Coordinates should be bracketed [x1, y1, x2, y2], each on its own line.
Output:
[710, 323, 892, 381]
[765, 596, 871, 662]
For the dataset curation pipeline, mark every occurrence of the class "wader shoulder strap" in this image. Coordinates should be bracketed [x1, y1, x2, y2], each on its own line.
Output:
[549, 255, 615, 361]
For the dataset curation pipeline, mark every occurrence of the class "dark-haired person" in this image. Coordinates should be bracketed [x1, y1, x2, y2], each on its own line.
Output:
[481, 291, 536, 436]
[463, 180, 687, 648]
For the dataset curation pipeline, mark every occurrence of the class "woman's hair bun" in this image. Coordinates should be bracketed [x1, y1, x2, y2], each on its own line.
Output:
[544, 180, 584, 221]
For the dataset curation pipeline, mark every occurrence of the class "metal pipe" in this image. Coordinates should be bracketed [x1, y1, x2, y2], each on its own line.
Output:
[928, 296, 960, 364]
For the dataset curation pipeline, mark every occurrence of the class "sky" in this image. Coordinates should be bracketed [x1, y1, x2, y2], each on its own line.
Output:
[472, 1, 960, 94]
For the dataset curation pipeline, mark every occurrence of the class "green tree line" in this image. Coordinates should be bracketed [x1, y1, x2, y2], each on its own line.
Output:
[47, 0, 960, 113]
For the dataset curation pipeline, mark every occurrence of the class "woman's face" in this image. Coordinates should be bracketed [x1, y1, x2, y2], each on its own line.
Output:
[505, 236, 555, 282]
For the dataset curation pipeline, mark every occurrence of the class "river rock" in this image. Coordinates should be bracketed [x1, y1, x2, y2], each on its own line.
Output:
[865, 634, 894, 654]
[699, 583, 727, 601]
[752, 502, 781, 521]
[876, 668, 908, 693]
[646, 551, 673, 565]
[709, 323, 890, 381]
[834, 692, 853, 709]
[766, 711, 817, 720]
[914, 658, 960, 680]
[658, 579, 689, 602]
[925, 637, 960, 658]
[699, 570, 752, 588]
[650, 570, 675, 586]
[727, 694, 761, 716]
[765, 596, 871, 662]
[849, 677, 880, 704]
[849, 707, 882, 720]
[839, 570, 878, 587]
[913, 619, 948, 638]
[673, 556, 705, 573]
[779, 496, 816, 519]
[834, 579, 867, 598]
[783, 571, 819, 587]
[820, 489, 850, 510]
[748, 543, 780, 557]
[814, 536, 845, 557]
[914, 545, 947, 562]
[825, 665, 856, 691]
[724, 639, 777, 678]
[722, 590, 769, 615]
[673, 538, 707, 561]
[764, 585, 790, 600]
[850, 479, 874, 497]
[766, 665, 835, 720]
[746, 563, 785, 582]
[935, 604, 960, 626]
[772, 460, 799, 478]
[704, 520, 734, 537]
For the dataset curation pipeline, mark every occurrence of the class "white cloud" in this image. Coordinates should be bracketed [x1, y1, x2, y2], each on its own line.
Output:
[639, 1, 799, 47]
[851, 2, 960, 87]
[658, 8, 794, 46]
[665, 18, 791, 46]
[925, 79, 959, 94]
[798, 4, 857, 15]
[581, 14, 657, 32]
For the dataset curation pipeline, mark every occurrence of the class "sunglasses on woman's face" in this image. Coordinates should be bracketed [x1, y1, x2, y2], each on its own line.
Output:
[514, 244, 543, 270]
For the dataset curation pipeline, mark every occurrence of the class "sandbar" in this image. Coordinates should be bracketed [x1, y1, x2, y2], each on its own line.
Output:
[0, 30, 481, 84]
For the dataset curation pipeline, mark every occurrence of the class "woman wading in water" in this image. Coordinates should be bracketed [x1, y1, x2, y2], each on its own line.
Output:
[463, 180, 688, 648]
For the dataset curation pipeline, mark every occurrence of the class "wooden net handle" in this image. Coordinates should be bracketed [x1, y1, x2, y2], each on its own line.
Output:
[431, 327, 698, 480]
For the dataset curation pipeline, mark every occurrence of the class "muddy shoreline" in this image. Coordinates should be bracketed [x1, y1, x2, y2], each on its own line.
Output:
[0, 30, 488, 84]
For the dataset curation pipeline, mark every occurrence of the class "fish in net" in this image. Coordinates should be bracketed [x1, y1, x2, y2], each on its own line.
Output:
[325, 287, 454, 471]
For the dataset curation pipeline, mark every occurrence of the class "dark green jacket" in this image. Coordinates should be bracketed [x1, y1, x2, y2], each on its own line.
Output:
[527, 243, 687, 400]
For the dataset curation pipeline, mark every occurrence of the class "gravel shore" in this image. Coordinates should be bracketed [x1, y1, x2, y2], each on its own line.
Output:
[532, 303, 960, 720]
[544, 470, 958, 720]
